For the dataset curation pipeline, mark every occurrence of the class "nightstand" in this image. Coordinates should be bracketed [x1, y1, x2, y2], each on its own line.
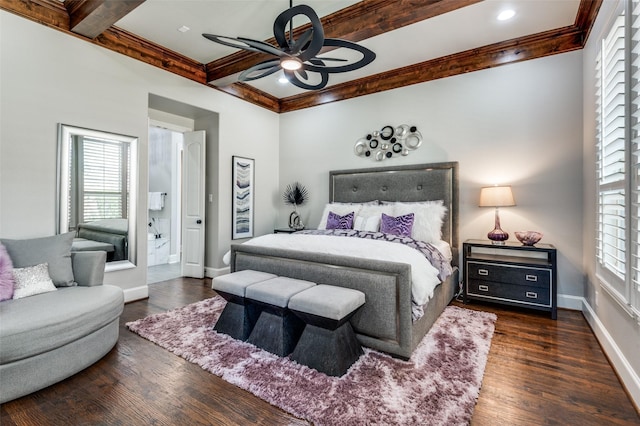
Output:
[274, 228, 300, 234]
[463, 239, 557, 319]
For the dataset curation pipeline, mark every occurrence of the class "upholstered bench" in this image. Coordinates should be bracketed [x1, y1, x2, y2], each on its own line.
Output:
[288, 284, 365, 377]
[245, 277, 315, 356]
[212, 270, 277, 340]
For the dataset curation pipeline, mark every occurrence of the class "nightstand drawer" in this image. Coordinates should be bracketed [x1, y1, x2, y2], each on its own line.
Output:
[467, 280, 551, 307]
[466, 261, 550, 288]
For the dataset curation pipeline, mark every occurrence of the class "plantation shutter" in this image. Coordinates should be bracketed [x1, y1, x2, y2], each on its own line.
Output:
[597, 14, 627, 297]
[631, 0, 640, 311]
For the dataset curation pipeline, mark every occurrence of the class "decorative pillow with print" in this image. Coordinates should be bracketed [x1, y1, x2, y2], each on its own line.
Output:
[326, 211, 355, 230]
[0, 242, 14, 301]
[383, 200, 447, 243]
[380, 213, 414, 237]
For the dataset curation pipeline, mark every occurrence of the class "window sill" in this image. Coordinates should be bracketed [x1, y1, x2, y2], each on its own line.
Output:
[597, 274, 640, 326]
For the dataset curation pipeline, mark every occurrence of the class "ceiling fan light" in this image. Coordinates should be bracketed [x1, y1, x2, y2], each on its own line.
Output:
[281, 57, 302, 70]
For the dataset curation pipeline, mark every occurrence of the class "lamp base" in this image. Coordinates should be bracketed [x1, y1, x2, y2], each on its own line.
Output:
[487, 227, 509, 245]
[487, 208, 509, 245]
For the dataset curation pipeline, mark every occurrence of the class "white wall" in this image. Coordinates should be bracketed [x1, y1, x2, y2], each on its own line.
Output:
[280, 51, 584, 301]
[0, 11, 280, 299]
[582, 0, 640, 408]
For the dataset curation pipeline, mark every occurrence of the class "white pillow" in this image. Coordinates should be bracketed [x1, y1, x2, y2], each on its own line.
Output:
[317, 202, 377, 229]
[354, 215, 381, 232]
[388, 201, 447, 243]
[357, 204, 395, 218]
[12, 263, 57, 299]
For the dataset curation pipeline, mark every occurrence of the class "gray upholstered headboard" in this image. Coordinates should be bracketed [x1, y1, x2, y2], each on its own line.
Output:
[329, 162, 459, 263]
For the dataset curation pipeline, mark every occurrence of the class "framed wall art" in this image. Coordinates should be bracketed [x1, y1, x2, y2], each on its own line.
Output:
[231, 156, 254, 239]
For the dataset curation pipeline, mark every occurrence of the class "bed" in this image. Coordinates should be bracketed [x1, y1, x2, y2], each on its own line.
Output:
[229, 162, 459, 359]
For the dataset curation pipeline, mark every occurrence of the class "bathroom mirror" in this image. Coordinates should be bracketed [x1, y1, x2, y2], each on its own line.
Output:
[57, 124, 138, 270]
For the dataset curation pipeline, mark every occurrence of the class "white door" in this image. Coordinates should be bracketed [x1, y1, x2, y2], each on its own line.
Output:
[181, 130, 206, 278]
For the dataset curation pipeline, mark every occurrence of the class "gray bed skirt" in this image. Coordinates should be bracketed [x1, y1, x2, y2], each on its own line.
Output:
[231, 244, 458, 359]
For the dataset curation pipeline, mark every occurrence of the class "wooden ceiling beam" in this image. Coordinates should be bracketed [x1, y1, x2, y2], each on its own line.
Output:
[0, 0, 603, 114]
[204, 0, 482, 84]
[574, 0, 603, 46]
[65, 0, 145, 39]
[278, 0, 602, 112]
[279, 26, 584, 113]
[214, 83, 281, 112]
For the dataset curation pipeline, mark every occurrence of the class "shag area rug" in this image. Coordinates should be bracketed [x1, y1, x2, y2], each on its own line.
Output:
[126, 297, 496, 425]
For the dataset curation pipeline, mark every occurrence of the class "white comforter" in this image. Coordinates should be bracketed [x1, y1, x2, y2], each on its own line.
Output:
[236, 233, 442, 305]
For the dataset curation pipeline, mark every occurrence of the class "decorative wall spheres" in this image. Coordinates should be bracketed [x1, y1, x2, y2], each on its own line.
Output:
[354, 125, 423, 160]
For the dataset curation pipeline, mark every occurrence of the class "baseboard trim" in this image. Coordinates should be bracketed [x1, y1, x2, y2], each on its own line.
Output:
[123, 285, 149, 303]
[582, 298, 640, 409]
[557, 293, 583, 310]
[205, 266, 229, 279]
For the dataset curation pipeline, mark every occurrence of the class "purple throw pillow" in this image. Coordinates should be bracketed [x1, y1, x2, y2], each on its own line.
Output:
[0, 243, 15, 301]
[380, 213, 414, 237]
[326, 211, 355, 230]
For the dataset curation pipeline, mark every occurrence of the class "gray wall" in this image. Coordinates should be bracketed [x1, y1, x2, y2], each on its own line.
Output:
[279, 51, 584, 302]
[0, 10, 280, 299]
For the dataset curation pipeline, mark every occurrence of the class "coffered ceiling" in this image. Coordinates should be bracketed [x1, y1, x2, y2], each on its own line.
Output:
[1, 0, 601, 113]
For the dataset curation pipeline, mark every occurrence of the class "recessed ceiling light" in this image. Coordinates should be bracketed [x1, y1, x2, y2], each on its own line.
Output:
[497, 10, 516, 21]
[278, 76, 289, 84]
[177, 25, 190, 33]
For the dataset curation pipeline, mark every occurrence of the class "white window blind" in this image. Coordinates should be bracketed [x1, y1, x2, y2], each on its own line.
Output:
[596, 0, 640, 315]
[68, 137, 129, 227]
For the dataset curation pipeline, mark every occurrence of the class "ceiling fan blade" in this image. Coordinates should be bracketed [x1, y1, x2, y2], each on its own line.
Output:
[297, 68, 308, 80]
[238, 59, 282, 81]
[290, 28, 313, 55]
[273, 4, 325, 61]
[285, 67, 329, 90]
[236, 37, 287, 57]
[313, 57, 348, 62]
[203, 34, 283, 58]
[304, 38, 376, 74]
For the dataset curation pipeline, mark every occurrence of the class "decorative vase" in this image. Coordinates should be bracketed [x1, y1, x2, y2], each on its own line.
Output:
[288, 205, 304, 230]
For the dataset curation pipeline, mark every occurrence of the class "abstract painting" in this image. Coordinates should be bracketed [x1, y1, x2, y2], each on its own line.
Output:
[232, 156, 254, 239]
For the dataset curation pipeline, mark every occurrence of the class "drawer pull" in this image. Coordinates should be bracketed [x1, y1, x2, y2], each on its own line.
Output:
[526, 291, 538, 299]
[478, 269, 489, 276]
[478, 285, 489, 292]
[525, 274, 538, 282]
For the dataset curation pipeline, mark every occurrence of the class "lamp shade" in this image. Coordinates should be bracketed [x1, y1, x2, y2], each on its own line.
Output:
[479, 185, 515, 207]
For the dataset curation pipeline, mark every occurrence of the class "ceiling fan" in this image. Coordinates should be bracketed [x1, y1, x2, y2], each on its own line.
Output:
[202, 2, 376, 90]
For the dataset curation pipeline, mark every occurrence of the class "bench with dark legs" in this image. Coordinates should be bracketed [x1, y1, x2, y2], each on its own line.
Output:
[245, 276, 315, 357]
[212, 271, 366, 376]
[211, 270, 277, 341]
[288, 284, 365, 377]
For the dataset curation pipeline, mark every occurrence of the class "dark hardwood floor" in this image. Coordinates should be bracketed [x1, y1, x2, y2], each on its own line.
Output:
[1, 278, 639, 425]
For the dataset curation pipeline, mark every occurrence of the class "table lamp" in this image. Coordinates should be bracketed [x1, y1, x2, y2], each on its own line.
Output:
[479, 185, 516, 245]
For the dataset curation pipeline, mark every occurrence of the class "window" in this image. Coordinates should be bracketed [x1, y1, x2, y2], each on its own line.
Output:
[595, 0, 640, 316]
[68, 136, 130, 228]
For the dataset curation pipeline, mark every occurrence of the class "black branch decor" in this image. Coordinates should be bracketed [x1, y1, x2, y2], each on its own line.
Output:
[283, 182, 309, 230]
[283, 182, 309, 206]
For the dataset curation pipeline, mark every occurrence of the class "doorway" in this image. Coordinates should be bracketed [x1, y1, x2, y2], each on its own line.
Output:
[147, 124, 184, 284]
